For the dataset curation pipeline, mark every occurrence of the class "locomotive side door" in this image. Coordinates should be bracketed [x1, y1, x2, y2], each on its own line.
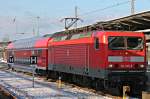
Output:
[85, 44, 90, 74]
[84, 37, 100, 74]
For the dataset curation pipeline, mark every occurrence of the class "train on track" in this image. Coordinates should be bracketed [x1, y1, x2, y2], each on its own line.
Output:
[7, 30, 148, 94]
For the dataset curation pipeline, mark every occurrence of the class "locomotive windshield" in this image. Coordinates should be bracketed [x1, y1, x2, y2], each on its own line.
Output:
[108, 36, 143, 50]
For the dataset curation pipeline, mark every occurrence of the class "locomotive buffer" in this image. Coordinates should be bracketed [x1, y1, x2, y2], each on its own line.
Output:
[30, 56, 37, 88]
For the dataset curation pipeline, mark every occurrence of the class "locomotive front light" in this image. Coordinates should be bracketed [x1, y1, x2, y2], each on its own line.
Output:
[140, 64, 144, 68]
[108, 64, 113, 68]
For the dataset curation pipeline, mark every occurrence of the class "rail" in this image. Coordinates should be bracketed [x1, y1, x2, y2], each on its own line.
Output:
[0, 79, 33, 99]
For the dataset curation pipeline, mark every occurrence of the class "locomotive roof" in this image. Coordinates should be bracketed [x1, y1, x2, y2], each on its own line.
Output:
[7, 37, 50, 49]
[50, 31, 144, 45]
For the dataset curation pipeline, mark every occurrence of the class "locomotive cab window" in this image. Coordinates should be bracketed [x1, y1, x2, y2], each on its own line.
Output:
[94, 37, 99, 49]
[127, 37, 143, 49]
[108, 36, 143, 50]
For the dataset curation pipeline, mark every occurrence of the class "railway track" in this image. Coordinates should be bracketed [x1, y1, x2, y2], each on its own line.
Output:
[1, 65, 118, 99]
[4, 67, 122, 98]
[0, 67, 110, 98]
[0, 63, 140, 99]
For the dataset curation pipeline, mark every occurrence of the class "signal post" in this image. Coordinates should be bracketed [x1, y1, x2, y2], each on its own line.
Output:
[30, 56, 37, 88]
[8, 56, 14, 70]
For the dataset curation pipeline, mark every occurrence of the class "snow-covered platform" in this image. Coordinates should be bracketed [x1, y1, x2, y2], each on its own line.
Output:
[0, 70, 111, 99]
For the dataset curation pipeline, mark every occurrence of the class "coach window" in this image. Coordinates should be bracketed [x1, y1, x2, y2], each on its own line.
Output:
[94, 37, 99, 49]
[32, 50, 35, 55]
[37, 50, 42, 56]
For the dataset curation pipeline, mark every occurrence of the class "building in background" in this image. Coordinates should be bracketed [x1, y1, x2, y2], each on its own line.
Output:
[0, 41, 11, 60]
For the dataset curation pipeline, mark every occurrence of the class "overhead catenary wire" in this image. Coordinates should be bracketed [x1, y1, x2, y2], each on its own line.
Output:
[11, 0, 138, 37]
[23, 1, 133, 29]
[42, 0, 132, 32]
[67, 0, 135, 30]
[21, 1, 132, 29]
[80, 0, 131, 17]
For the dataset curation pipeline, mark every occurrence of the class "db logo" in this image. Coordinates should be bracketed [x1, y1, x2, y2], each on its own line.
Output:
[123, 57, 130, 62]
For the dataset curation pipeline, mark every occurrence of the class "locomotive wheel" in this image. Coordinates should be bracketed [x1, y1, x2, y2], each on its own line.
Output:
[94, 79, 105, 91]
[82, 76, 91, 87]
[47, 71, 58, 79]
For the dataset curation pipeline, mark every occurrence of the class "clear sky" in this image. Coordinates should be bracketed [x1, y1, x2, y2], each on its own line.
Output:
[0, 0, 150, 41]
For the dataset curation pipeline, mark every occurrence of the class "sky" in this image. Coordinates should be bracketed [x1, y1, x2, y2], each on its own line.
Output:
[0, 0, 150, 41]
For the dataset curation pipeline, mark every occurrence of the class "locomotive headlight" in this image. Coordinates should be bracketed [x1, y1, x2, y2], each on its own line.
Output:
[108, 64, 113, 68]
[140, 64, 144, 68]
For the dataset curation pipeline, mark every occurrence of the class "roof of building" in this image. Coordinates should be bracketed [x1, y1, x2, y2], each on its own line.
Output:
[95, 11, 150, 31]
[52, 11, 150, 37]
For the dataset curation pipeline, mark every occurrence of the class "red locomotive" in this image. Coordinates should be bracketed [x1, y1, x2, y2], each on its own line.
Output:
[7, 31, 147, 93]
[47, 31, 147, 93]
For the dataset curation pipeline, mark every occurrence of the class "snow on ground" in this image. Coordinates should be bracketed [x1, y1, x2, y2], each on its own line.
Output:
[0, 58, 7, 63]
[0, 70, 111, 99]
